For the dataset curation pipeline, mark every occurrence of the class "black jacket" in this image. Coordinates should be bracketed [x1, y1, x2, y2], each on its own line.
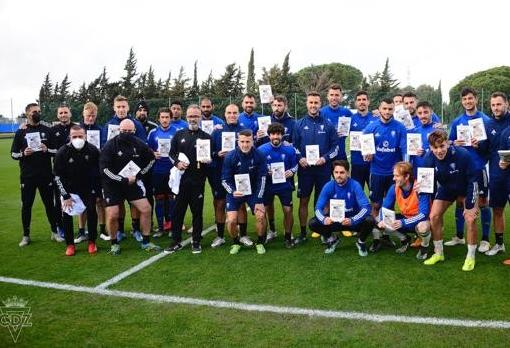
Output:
[170, 128, 212, 183]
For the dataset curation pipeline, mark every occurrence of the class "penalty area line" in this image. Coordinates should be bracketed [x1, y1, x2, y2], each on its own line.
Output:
[0, 275, 509, 329]
[94, 225, 216, 290]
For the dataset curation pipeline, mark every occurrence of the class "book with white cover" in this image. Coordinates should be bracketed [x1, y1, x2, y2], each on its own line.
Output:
[337, 117, 351, 137]
[305, 145, 320, 165]
[221, 132, 236, 152]
[196, 139, 211, 161]
[259, 85, 273, 104]
[157, 139, 171, 157]
[349, 131, 362, 151]
[107, 124, 120, 141]
[201, 120, 214, 135]
[468, 118, 487, 141]
[25, 132, 42, 151]
[457, 125, 472, 146]
[329, 199, 346, 223]
[394, 108, 415, 130]
[407, 133, 422, 156]
[87, 130, 100, 149]
[417, 167, 434, 193]
[361, 133, 376, 155]
[234, 173, 252, 195]
[498, 150, 510, 162]
[381, 207, 396, 230]
[270, 162, 286, 184]
[258, 116, 272, 136]
[118, 160, 141, 178]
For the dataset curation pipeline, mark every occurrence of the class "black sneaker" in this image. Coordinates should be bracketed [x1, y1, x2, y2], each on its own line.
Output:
[416, 246, 429, 260]
[294, 233, 308, 245]
[396, 237, 410, 254]
[164, 242, 183, 254]
[191, 243, 202, 254]
[381, 235, 397, 249]
[369, 239, 381, 253]
[284, 239, 295, 249]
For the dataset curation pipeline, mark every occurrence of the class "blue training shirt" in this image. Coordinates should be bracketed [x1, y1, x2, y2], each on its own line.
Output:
[257, 141, 298, 193]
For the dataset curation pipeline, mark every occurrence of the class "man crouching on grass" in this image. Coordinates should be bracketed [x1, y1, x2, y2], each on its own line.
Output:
[222, 130, 268, 255]
[308, 160, 375, 255]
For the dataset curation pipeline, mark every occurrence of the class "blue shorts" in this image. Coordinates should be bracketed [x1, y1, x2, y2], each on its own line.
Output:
[489, 177, 509, 208]
[475, 168, 489, 198]
[369, 174, 393, 204]
[152, 172, 170, 195]
[297, 166, 331, 199]
[434, 185, 464, 203]
[210, 168, 227, 199]
[264, 190, 293, 207]
[226, 194, 260, 212]
[351, 164, 370, 190]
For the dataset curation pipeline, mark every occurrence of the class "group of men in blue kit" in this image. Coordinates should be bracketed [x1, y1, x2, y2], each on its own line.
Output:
[11, 84, 510, 271]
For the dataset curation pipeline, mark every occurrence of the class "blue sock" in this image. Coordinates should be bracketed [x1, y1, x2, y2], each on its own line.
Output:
[481, 206, 491, 241]
[455, 207, 465, 238]
[155, 199, 165, 229]
[168, 199, 176, 221]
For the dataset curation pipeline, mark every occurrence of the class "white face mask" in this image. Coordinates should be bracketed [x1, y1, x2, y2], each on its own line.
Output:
[71, 138, 85, 150]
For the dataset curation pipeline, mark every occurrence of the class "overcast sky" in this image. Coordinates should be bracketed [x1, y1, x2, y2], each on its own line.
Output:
[1, 0, 508, 118]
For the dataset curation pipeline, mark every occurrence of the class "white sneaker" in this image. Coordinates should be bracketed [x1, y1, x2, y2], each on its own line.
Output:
[266, 230, 277, 242]
[99, 233, 111, 241]
[239, 236, 253, 247]
[444, 236, 465, 246]
[51, 232, 65, 243]
[211, 237, 225, 248]
[19, 236, 31, 247]
[478, 240, 491, 253]
[485, 243, 505, 256]
[74, 233, 87, 244]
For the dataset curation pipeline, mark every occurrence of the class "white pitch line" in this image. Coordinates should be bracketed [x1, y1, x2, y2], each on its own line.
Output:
[1, 275, 509, 329]
[94, 225, 216, 290]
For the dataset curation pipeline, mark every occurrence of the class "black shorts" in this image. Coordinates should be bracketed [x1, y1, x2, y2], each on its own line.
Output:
[152, 172, 170, 196]
[102, 180, 147, 207]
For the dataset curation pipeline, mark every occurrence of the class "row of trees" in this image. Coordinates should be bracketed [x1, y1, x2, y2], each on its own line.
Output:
[37, 48, 509, 124]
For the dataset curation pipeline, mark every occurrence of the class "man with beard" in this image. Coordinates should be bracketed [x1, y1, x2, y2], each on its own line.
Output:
[147, 107, 179, 237]
[483, 92, 510, 256]
[292, 91, 338, 244]
[100, 119, 159, 255]
[222, 130, 268, 255]
[52, 103, 75, 239]
[54, 125, 100, 256]
[209, 104, 245, 248]
[257, 123, 298, 248]
[164, 105, 213, 254]
[363, 98, 407, 252]
[349, 91, 378, 190]
[445, 88, 492, 252]
[422, 130, 479, 271]
[11, 103, 60, 246]
[402, 92, 440, 129]
[320, 84, 353, 161]
[308, 160, 374, 255]
[134, 99, 158, 135]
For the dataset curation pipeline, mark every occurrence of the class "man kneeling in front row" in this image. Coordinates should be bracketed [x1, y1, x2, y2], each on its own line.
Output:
[376, 161, 431, 260]
[309, 160, 375, 255]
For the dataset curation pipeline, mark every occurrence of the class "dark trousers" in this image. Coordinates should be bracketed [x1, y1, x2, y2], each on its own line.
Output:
[54, 185, 63, 229]
[171, 180, 205, 244]
[308, 216, 375, 242]
[21, 176, 56, 236]
[63, 193, 98, 245]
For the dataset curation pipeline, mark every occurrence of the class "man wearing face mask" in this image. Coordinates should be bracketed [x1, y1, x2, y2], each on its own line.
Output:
[164, 105, 213, 254]
[100, 119, 159, 255]
[11, 103, 60, 246]
[54, 125, 100, 256]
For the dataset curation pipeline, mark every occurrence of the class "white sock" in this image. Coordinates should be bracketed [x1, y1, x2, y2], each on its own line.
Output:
[467, 244, 477, 258]
[433, 240, 443, 255]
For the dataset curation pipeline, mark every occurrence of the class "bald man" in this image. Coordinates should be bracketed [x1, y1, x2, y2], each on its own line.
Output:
[99, 119, 159, 255]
